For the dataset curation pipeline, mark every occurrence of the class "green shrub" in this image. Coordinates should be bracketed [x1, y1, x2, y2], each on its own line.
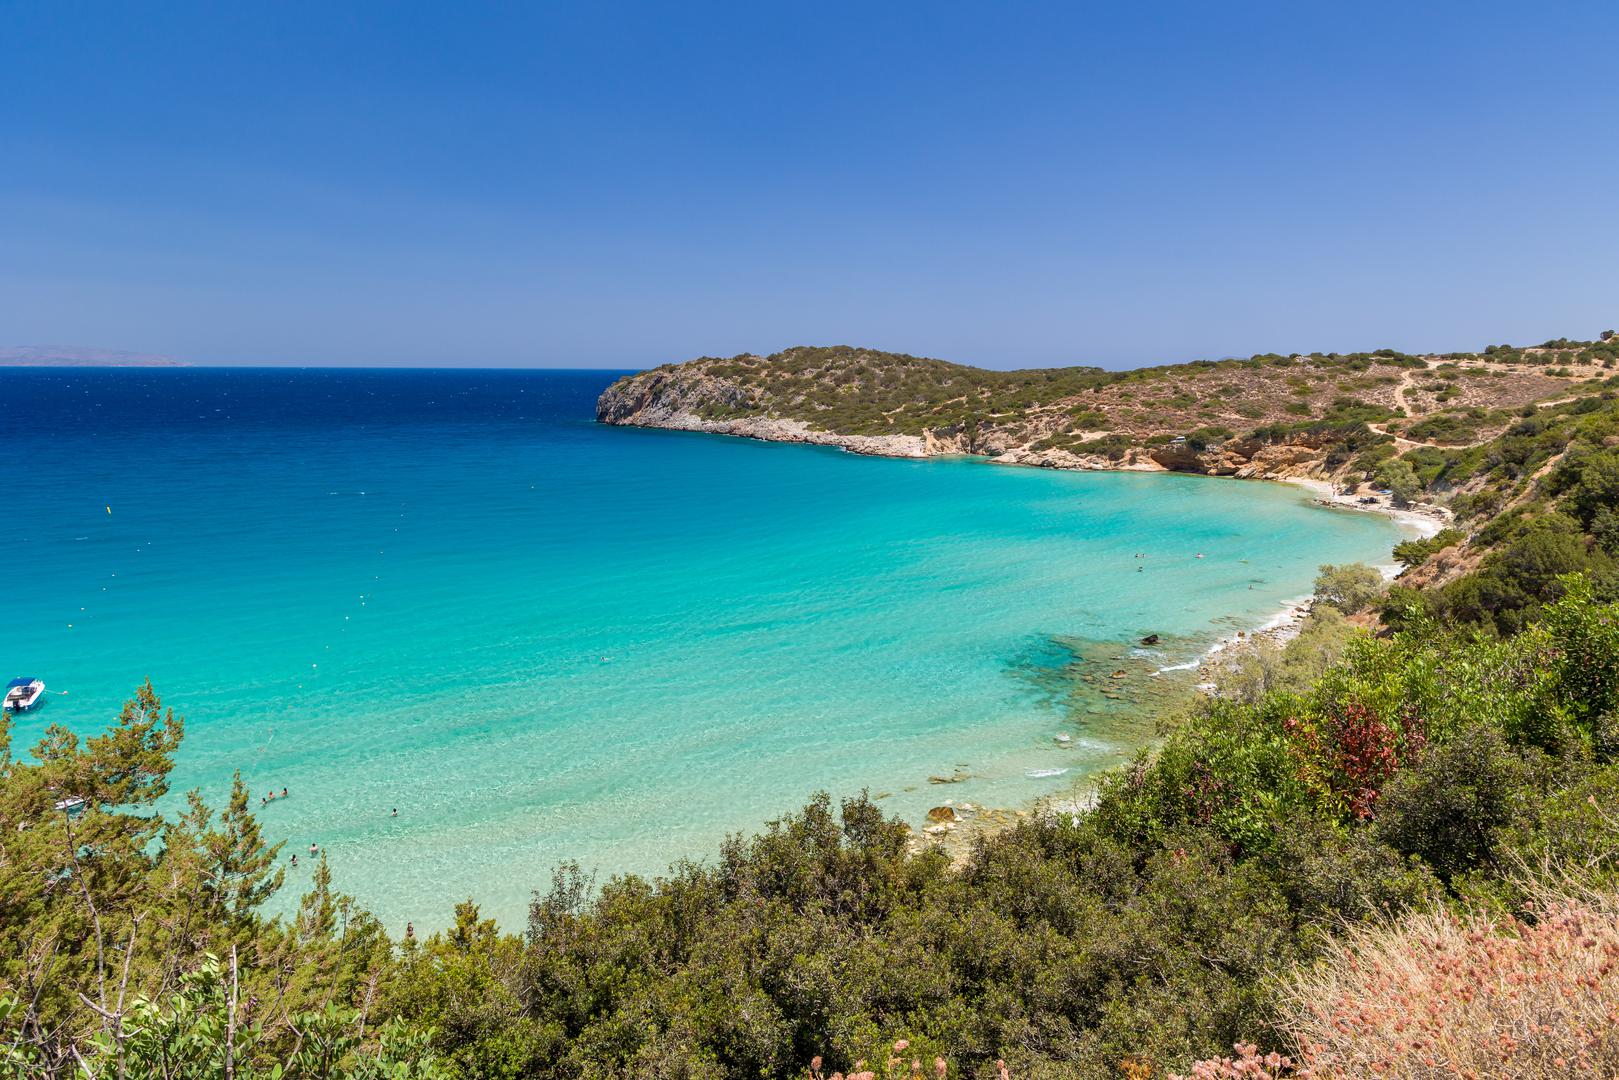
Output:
[1392, 528, 1464, 569]
[1314, 563, 1385, 615]
[1373, 725, 1540, 883]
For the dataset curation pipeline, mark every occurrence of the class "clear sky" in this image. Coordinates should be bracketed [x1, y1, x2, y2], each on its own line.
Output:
[3, 2, 1616, 370]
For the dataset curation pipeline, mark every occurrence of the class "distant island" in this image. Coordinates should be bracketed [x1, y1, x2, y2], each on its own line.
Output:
[0, 344, 187, 366]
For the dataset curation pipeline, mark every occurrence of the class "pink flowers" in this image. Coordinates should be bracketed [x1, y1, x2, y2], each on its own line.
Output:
[1169, 1042, 1301, 1079]
[808, 1045, 956, 1080]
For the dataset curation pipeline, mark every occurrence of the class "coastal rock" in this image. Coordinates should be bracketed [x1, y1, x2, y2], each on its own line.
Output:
[927, 805, 959, 823]
[598, 370, 1396, 507]
[596, 371, 939, 457]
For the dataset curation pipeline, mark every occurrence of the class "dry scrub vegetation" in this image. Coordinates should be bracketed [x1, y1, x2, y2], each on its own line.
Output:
[1174, 878, 1619, 1079]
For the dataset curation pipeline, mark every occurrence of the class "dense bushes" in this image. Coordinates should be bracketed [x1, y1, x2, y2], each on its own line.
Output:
[1422, 517, 1615, 634]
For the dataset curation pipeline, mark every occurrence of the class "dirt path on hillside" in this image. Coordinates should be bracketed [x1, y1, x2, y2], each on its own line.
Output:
[1368, 363, 1443, 449]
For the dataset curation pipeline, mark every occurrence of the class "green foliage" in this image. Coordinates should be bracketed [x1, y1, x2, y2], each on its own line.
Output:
[1373, 725, 1542, 883]
[1405, 412, 1483, 445]
[60, 955, 450, 1080]
[1431, 519, 1613, 634]
[0, 685, 403, 1079]
[1214, 609, 1359, 704]
[1391, 527, 1464, 569]
[1313, 562, 1385, 615]
[1372, 457, 1421, 508]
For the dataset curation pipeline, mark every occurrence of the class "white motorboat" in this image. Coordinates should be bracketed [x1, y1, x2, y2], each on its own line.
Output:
[3, 677, 44, 712]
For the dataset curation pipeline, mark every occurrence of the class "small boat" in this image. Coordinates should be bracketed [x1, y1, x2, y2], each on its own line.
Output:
[3, 677, 45, 712]
[53, 796, 86, 815]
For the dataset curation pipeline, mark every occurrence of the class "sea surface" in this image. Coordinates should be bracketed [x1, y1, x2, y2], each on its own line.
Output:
[1, 368, 1405, 929]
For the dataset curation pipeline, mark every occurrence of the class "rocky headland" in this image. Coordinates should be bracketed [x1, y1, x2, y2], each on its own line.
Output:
[596, 342, 1617, 551]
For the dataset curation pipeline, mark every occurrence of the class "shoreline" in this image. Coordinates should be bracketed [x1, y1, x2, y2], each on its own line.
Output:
[1277, 476, 1448, 543]
[602, 412, 1454, 543]
[601, 416, 1446, 862]
[898, 470, 1441, 862]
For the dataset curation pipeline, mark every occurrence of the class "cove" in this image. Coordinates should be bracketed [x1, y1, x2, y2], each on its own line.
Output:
[0, 368, 1405, 928]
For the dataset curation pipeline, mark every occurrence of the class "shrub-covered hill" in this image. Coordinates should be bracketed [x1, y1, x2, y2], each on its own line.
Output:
[597, 336, 1619, 470]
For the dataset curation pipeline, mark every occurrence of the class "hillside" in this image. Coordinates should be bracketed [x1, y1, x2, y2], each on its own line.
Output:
[598, 337, 1616, 478]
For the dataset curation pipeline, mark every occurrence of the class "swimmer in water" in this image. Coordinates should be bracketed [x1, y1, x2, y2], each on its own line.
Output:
[391, 808, 398, 817]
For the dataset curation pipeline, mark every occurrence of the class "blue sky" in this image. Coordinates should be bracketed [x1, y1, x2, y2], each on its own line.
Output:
[3, 2, 1616, 369]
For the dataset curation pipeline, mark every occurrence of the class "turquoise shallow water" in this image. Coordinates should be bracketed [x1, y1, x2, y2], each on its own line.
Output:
[1, 369, 1404, 929]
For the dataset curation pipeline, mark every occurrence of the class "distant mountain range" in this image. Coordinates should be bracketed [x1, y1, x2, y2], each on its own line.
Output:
[0, 345, 187, 366]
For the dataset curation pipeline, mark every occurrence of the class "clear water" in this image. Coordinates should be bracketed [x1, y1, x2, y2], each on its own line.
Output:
[1, 368, 1404, 929]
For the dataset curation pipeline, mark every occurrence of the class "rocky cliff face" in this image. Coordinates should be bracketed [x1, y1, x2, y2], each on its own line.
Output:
[596, 369, 1343, 481]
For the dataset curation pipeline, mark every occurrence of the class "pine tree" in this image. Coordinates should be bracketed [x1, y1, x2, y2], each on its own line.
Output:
[299, 852, 338, 944]
[201, 771, 285, 923]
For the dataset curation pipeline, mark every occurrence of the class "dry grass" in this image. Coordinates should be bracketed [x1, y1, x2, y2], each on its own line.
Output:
[1281, 883, 1619, 1077]
[1175, 880, 1619, 1079]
